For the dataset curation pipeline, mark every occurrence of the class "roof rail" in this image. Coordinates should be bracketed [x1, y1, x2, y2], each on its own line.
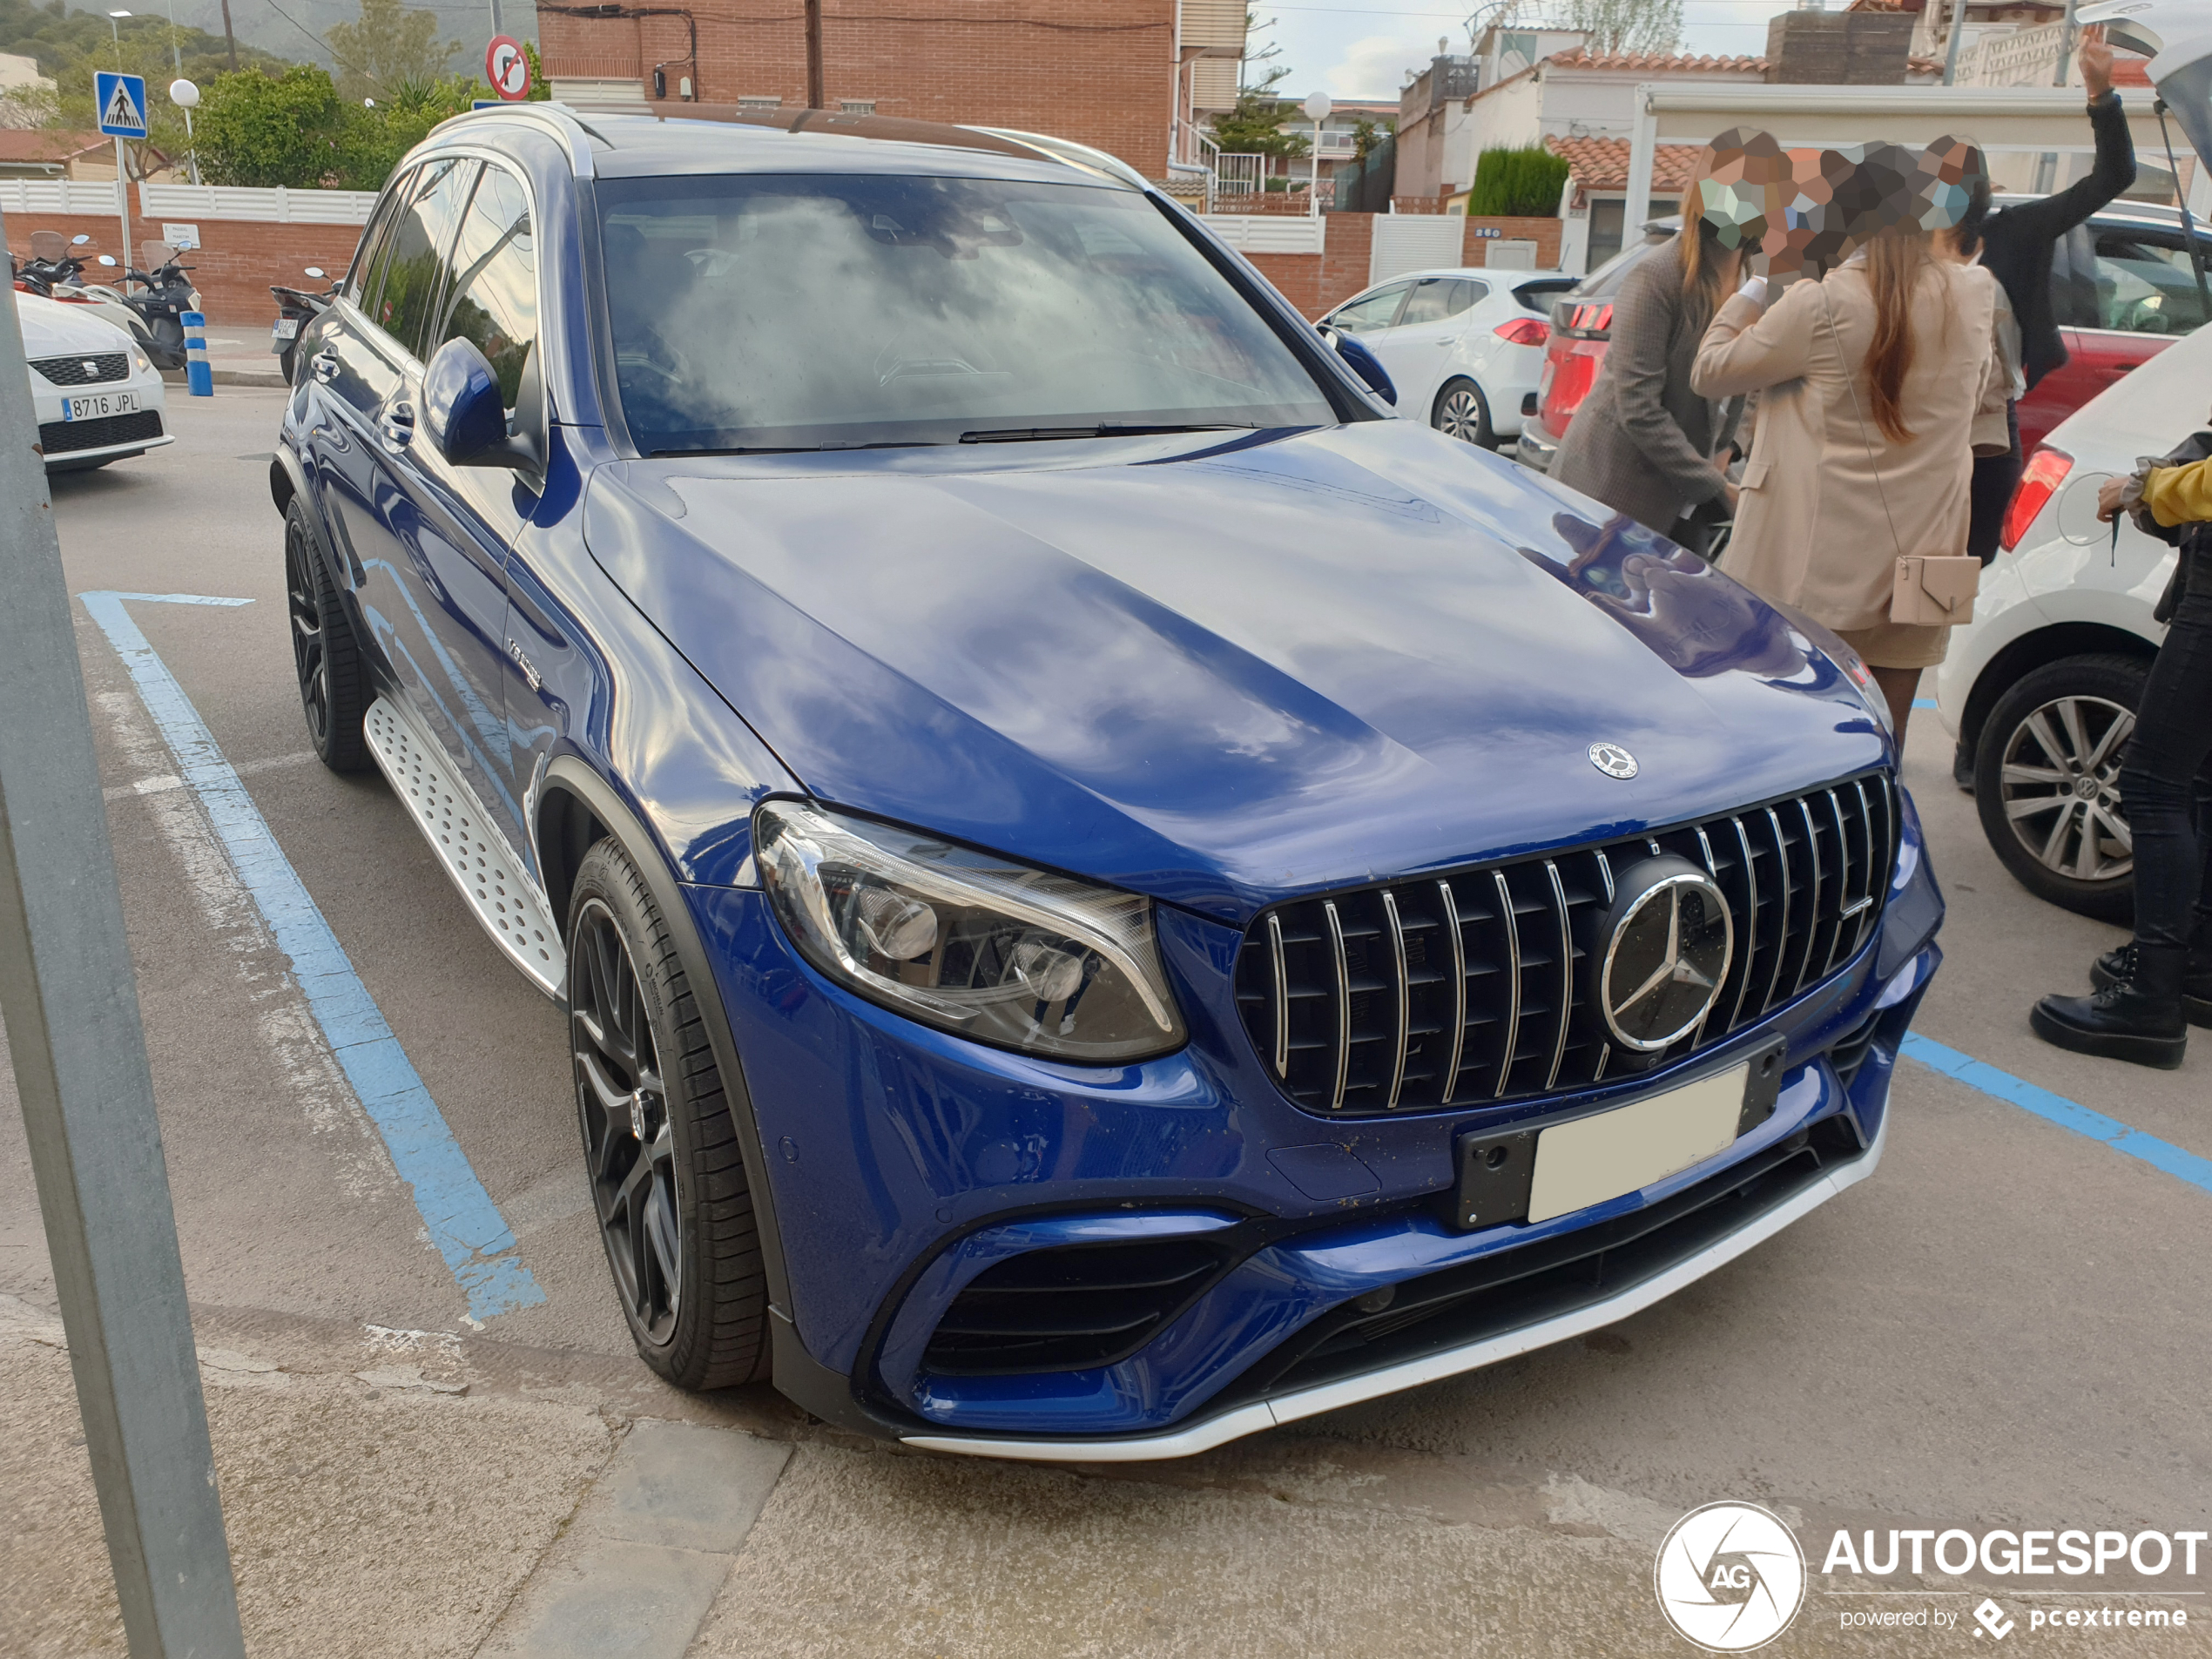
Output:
[428, 101, 606, 177]
[961, 127, 1150, 190]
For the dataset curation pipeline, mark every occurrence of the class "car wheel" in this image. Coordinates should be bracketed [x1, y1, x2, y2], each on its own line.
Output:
[1973, 653, 2145, 923]
[1432, 377, 1493, 447]
[569, 838, 771, 1391]
[283, 497, 370, 772]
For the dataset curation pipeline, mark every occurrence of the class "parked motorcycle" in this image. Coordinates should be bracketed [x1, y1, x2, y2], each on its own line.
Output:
[87, 249, 202, 372]
[269, 266, 334, 385]
[11, 232, 167, 361]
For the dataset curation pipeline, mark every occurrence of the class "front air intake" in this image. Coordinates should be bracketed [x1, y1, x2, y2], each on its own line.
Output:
[921, 1236, 1235, 1376]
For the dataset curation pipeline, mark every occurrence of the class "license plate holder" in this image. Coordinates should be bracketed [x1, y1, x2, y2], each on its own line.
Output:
[1448, 1037, 1789, 1231]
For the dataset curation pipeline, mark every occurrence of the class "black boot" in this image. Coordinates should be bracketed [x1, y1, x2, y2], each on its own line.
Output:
[2034, 946, 2188, 1069]
[2091, 941, 2212, 1028]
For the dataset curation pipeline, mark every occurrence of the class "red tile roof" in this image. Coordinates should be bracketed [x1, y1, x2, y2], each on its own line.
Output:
[1544, 49, 1770, 75]
[0, 129, 105, 165]
[1544, 135, 1704, 193]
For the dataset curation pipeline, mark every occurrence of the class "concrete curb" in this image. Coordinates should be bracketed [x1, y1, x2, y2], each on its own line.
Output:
[160, 367, 290, 389]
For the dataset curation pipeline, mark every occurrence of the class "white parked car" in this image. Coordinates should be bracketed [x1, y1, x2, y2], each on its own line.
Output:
[17, 291, 172, 473]
[1933, 310, 2209, 921]
[1318, 266, 1575, 448]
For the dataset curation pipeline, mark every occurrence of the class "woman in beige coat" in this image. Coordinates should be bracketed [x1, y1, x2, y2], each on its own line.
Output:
[1691, 219, 2007, 738]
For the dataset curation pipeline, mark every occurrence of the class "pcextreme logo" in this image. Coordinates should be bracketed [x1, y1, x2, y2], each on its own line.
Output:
[1655, 1501, 1809, 1652]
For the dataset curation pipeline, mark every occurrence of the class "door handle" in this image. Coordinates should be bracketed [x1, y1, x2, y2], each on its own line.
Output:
[311, 351, 339, 383]
[380, 400, 416, 449]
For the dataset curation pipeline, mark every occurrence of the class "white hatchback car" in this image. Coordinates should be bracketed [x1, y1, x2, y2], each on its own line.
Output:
[1933, 314, 2209, 921]
[17, 290, 173, 473]
[1319, 266, 1575, 448]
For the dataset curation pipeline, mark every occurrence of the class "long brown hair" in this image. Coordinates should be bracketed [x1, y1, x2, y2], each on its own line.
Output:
[1676, 185, 1729, 332]
[1864, 225, 1934, 443]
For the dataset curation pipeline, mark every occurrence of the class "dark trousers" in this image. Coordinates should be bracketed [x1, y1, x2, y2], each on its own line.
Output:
[2121, 573, 2212, 954]
[1966, 401, 2024, 566]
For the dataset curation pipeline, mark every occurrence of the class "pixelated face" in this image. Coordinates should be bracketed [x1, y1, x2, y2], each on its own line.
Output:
[1916, 135, 1988, 232]
[1695, 125, 1791, 252]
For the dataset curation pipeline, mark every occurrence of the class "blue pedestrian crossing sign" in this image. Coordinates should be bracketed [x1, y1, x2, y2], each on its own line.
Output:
[97, 71, 148, 138]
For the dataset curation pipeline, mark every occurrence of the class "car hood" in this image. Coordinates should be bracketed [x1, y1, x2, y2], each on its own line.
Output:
[15, 291, 137, 359]
[583, 422, 1888, 923]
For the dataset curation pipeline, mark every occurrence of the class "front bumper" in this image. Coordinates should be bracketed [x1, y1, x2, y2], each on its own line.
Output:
[699, 786, 1942, 1459]
[32, 369, 172, 469]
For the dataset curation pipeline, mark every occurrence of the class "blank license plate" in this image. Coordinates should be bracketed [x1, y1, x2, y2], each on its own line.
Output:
[1524, 1062, 1748, 1224]
[64, 390, 138, 421]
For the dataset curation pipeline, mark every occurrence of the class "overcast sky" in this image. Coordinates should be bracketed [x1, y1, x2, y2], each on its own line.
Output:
[1252, 2, 1810, 100]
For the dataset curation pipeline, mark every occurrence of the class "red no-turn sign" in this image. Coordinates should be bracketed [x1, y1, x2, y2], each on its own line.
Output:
[486, 35, 531, 100]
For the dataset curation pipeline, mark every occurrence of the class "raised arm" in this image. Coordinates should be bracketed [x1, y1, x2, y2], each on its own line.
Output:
[1989, 37, 2135, 245]
[1691, 275, 1820, 401]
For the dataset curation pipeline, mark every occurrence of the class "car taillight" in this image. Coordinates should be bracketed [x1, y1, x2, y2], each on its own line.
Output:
[1544, 348, 1600, 423]
[1494, 317, 1548, 346]
[2002, 446, 2073, 551]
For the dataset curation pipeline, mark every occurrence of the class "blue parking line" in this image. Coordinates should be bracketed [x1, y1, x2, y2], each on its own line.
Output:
[1900, 1032, 2212, 1197]
[80, 591, 544, 1322]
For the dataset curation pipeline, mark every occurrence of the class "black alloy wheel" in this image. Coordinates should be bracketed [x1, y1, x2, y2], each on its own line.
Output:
[284, 496, 369, 772]
[1973, 652, 2147, 923]
[567, 839, 770, 1390]
[1433, 377, 1494, 447]
[573, 893, 682, 1347]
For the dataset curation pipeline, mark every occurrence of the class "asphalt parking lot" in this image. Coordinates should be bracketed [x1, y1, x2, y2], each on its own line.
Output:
[3, 388, 2209, 1657]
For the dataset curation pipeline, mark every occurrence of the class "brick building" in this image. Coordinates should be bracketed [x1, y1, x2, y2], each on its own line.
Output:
[536, 0, 1248, 185]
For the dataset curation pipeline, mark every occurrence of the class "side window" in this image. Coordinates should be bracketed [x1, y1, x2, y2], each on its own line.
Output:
[2049, 226, 2101, 330]
[1402, 276, 1484, 324]
[436, 165, 538, 408]
[373, 157, 481, 359]
[1329, 282, 1411, 334]
[346, 169, 414, 307]
[2087, 229, 2208, 334]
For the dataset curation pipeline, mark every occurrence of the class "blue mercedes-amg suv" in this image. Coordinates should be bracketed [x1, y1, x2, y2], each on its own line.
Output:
[269, 101, 1940, 1460]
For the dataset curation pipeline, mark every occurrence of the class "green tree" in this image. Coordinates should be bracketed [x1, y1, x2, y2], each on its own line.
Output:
[1350, 116, 1385, 165]
[326, 0, 454, 102]
[1210, 91, 1311, 164]
[1467, 145, 1570, 217]
[192, 63, 357, 187]
[1558, 0, 1683, 58]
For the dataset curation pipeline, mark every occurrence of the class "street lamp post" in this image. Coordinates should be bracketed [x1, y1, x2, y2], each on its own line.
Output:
[1304, 90, 1332, 218]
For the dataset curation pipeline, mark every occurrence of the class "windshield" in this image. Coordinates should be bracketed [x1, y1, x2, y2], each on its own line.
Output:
[596, 172, 1338, 454]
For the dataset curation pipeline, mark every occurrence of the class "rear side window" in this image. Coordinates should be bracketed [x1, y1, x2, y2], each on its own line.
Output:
[1575, 226, 1675, 300]
[1399, 277, 1482, 323]
[1330, 282, 1411, 333]
[436, 164, 537, 408]
[346, 170, 413, 307]
[2053, 223, 2210, 334]
[374, 157, 481, 358]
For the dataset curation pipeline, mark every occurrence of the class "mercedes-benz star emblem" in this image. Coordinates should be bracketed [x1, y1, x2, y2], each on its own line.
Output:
[1588, 741, 1638, 779]
[1594, 856, 1733, 1051]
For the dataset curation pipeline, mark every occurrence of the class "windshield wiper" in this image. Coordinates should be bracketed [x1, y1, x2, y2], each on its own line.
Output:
[657, 440, 942, 456]
[958, 422, 1257, 444]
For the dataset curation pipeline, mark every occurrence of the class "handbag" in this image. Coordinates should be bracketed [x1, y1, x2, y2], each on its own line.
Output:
[1891, 554, 1983, 624]
[1814, 281, 1981, 627]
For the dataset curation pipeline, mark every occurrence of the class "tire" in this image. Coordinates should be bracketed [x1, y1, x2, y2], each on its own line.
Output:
[1432, 376, 1494, 447]
[280, 341, 298, 385]
[284, 496, 371, 772]
[1973, 652, 2147, 923]
[569, 838, 771, 1392]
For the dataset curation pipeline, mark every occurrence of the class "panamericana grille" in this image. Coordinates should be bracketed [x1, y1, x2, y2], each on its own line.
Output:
[1233, 773, 1898, 1116]
[31, 352, 129, 388]
[39, 408, 163, 456]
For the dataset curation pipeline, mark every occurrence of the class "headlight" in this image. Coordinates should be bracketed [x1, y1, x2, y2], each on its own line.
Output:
[755, 799, 1186, 1062]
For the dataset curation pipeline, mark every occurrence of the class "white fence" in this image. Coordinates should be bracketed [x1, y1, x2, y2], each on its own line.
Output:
[0, 179, 127, 215]
[138, 183, 379, 224]
[1201, 213, 1327, 254]
[0, 178, 377, 225]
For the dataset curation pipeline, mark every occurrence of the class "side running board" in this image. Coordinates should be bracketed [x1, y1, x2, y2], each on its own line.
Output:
[364, 696, 566, 999]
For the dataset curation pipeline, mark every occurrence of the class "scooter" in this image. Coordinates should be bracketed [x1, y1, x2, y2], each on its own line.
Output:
[93, 250, 201, 371]
[268, 266, 334, 385]
[13, 232, 172, 362]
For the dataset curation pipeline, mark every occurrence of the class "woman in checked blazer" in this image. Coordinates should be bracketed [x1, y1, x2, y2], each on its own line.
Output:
[1548, 147, 1749, 551]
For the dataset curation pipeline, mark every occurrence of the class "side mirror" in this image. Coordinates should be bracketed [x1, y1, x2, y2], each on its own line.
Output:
[305, 266, 325, 279]
[1320, 324, 1396, 406]
[98, 254, 117, 267]
[421, 335, 542, 479]
[72, 234, 91, 246]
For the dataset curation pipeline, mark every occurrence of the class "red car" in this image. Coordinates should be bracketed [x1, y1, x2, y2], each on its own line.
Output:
[1514, 200, 2212, 473]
